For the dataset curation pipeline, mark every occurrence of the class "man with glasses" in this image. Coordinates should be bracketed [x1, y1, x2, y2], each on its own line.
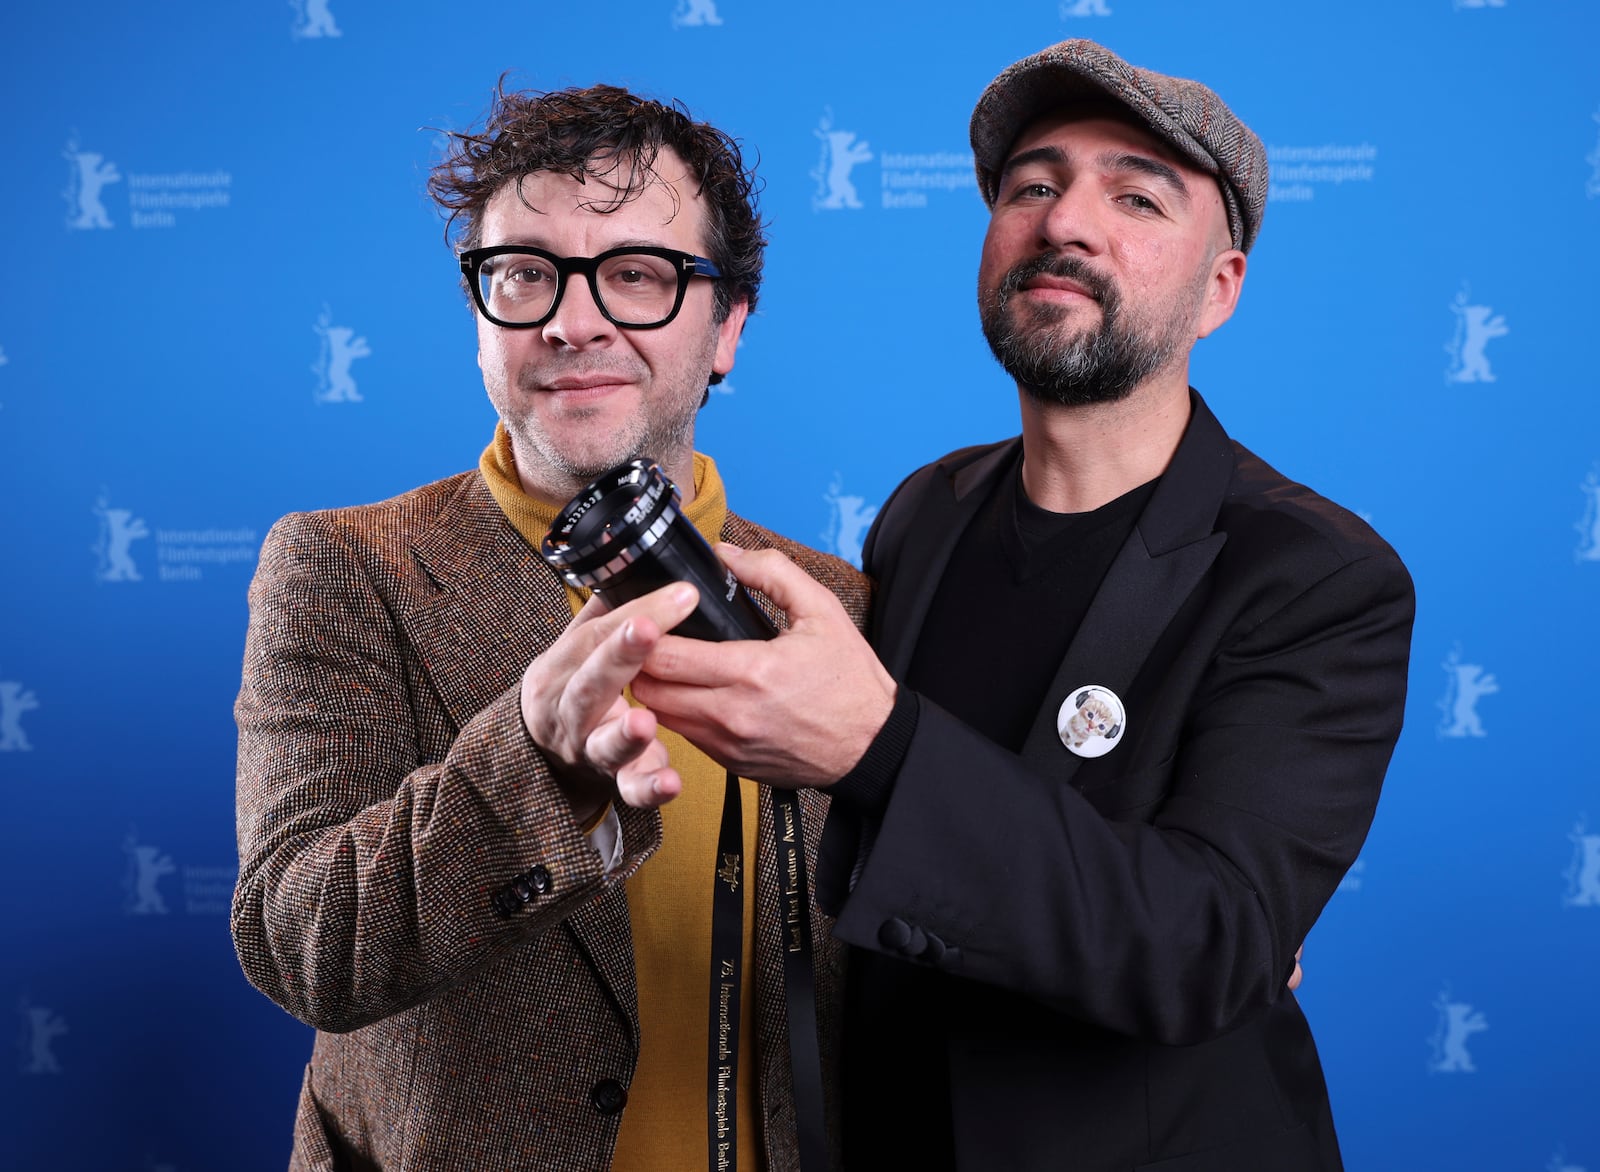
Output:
[232, 83, 863, 1172]
[634, 40, 1414, 1169]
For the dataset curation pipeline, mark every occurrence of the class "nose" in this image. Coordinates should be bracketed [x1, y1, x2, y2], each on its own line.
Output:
[1039, 182, 1106, 256]
[541, 273, 617, 351]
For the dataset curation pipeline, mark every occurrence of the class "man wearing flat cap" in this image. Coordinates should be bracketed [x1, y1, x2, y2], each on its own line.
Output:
[634, 40, 1414, 1169]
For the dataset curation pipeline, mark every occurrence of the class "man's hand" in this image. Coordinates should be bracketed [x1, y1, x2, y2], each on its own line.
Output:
[1288, 944, 1304, 992]
[632, 544, 895, 788]
[520, 582, 700, 822]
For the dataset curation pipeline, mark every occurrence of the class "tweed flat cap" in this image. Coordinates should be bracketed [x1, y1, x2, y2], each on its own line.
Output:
[970, 39, 1268, 253]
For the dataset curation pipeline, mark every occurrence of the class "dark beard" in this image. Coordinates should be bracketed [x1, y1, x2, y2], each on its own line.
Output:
[979, 255, 1179, 407]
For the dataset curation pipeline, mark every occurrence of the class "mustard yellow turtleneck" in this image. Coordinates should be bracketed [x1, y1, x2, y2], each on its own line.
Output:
[480, 426, 762, 1172]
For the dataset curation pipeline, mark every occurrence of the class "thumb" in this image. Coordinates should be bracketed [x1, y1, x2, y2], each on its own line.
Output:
[716, 544, 829, 626]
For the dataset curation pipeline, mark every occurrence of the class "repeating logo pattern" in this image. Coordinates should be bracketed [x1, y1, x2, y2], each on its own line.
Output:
[93, 494, 150, 583]
[672, 0, 723, 26]
[821, 474, 879, 568]
[90, 495, 257, 583]
[1437, 645, 1498, 738]
[121, 832, 235, 916]
[1428, 987, 1488, 1072]
[1445, 283, 1509, 384]
[290, 0, 342, 38]
[809, 111, 974, 211]
[123, 835, 177, 915]
[313, 306, 372, 403]
[1266, 143, 1377, 204]
[1588, 109, 1600, 198]
[63, 139, 121, 230]
[0, 675, 39, 751]
[18, 999, 67, 1074]
[1564, 817, 1600, 907]
[1576, 465, 1600, 562]
[812, 110, 873, 211]
[62, 138, 232, 230]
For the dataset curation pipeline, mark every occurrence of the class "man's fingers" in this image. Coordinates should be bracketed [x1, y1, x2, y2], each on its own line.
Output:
[715, 544, 834, 625]
[638, 633, 756, 689]
[558, 585, 698, 722]
[583, 704, 659, 777]
[615, 748, 683, 809]
[583, 582, 698, 640]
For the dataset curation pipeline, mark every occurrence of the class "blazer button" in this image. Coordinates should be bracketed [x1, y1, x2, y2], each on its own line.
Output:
[591, 1078, 628, 1116]
[918, 933, 946, 963]
[490, 890, 518, 917]
[527, 864, 552, 894]
[878, 917, 913, 951]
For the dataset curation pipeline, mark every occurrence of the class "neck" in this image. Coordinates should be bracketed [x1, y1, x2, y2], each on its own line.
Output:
[1016, 376, 1191, 514]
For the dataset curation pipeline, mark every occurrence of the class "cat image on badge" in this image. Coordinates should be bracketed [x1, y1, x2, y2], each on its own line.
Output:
[1057, 685, 1125, 759]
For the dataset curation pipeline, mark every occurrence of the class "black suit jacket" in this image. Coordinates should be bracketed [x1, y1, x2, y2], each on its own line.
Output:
[818, 393, 1414, 1171]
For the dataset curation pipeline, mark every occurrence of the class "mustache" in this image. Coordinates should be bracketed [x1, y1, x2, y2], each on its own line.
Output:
[996, 254, 1116, 306]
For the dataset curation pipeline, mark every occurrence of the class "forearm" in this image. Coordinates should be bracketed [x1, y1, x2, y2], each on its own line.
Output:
[229, 512, 654, 1031]
[232, 686, 621, 1032]
[832, 553, 1413, 1044]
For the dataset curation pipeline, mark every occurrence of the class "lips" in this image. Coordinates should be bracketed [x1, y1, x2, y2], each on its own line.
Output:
[1004, 256, 1111, 306]
[1019, 274, 1096, 300]
[545, 376, 630, 392]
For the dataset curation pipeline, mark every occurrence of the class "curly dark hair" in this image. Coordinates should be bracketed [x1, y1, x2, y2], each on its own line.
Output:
[429, 81, 765, 323]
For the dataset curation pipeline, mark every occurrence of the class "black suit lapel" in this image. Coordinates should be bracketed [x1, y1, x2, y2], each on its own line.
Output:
[873, 440, 1019, 677]
[1018, 394, 1236, 781]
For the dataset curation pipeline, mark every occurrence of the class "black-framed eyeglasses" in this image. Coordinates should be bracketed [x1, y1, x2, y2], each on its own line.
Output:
[458, 245, 724, 330]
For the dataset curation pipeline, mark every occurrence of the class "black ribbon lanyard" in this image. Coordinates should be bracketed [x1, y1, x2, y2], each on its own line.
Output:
[708, 772, 744, 1172]
[706, 775, 826, 1172]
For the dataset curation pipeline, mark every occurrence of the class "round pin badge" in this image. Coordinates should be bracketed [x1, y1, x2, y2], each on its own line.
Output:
[1056, 685, 1126, 759]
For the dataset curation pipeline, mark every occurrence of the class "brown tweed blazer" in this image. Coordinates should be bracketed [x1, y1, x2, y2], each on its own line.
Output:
[232, 468, 869, 1171]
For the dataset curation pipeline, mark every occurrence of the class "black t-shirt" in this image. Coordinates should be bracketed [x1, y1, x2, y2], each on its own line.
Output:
[842, 455, 1157, 1170]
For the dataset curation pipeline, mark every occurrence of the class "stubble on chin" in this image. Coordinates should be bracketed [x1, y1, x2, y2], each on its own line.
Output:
[980, 259, 1202, 408]
[500, 382, 701, 499]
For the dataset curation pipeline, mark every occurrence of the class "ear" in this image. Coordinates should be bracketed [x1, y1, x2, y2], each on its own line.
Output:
[1196, 250, 1247, 340]
[712, 296, 750, 378]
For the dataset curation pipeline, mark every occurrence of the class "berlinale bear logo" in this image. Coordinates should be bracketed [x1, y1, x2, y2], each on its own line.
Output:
[63, 140, 121, 230]
[93, 496, 149, 583]
[313, 306, 372, 404]
[812, 110, 873, 211]
[1428, 987, 1487, 1073]
[1445, 284, 1509, 384]
[0, 678, 39, 751]
[1437, 646, 1497, 739]
[19, 1001, 68, 1075]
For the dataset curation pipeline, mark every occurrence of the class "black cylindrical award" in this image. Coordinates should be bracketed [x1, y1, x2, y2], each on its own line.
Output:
[540, 459, 776, 643]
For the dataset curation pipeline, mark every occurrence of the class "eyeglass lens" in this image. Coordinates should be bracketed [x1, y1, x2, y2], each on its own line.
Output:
[477, 252, 684, 326]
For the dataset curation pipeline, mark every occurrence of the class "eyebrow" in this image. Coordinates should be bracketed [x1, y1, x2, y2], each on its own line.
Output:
[1100, 151, 1192, 205]
[998, 144, 1193, 206]
[482, 237, 684, 254]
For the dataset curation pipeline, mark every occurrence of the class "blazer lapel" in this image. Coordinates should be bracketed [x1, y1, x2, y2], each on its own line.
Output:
[874, 441, 1018, 677]
[406, 474, 572, 731]
[1018, 393, 1235, 781]
[406, 473, 644, 1028]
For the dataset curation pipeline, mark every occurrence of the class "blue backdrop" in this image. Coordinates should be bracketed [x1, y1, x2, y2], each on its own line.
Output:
[4, 1, 1598, 1168]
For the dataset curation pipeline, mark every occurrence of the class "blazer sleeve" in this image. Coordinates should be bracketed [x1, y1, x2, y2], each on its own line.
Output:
[831, 544, 1415, 1047]
[231, 510, 652, 1034]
